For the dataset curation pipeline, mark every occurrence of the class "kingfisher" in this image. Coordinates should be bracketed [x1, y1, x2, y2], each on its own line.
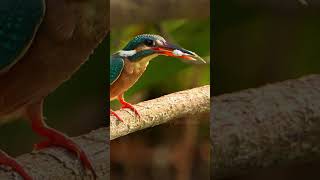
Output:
[0, 0, 107, 179]
[110, 34, 205, 122]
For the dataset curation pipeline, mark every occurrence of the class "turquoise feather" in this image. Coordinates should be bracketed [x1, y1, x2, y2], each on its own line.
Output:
[110, 55, 124, 85]
[110, 49, 156, 85]
[0, 0, 45, 72]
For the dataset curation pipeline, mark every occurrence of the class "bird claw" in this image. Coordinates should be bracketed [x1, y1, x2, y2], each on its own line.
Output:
[110, 110, 125, 123]
[110, 103, 141, 123]
[26, 101, 96, 178]
[121, 103, 141, 118]
[118, 95, 141, 119]
[0, 150, 33, 180]
[34, 133, 97, 178]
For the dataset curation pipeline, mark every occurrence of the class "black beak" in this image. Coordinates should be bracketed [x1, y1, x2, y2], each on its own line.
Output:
[151, 42, 206, 63]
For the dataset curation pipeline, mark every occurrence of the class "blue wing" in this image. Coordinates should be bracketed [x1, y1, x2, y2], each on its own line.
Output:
[0, 0, 45, 73]
[110, 55, 124, 85]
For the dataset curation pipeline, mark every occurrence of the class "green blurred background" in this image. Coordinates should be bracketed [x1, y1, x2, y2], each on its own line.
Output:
[214, 1, 320, 180]
[110, 20, 210, 108]
[0, 38, 107, 156]
[110, 19, 210, 180]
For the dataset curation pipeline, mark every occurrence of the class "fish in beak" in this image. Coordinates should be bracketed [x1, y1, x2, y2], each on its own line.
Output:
[151, 42, 206, 63]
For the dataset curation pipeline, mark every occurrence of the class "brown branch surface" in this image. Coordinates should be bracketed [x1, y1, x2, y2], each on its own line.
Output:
[0, 128, 109, 180]
[110, 0, 210, 28]
[212, 74, 320, 179]
[110, 85, 210, 140]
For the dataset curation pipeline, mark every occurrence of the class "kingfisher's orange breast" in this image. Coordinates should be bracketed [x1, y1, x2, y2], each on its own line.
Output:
[110, 59, 149, 100]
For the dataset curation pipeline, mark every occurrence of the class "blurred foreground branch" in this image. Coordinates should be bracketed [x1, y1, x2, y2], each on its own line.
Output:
[212, 74, 320, 179]
[110, 85, 210, 140]
[0, 128, 109, 180]
[110, 0, 210, 28]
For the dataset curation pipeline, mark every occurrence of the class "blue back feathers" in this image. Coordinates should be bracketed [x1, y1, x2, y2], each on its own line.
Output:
[110, 55, 124, 85]
[0, 0, 45, 72]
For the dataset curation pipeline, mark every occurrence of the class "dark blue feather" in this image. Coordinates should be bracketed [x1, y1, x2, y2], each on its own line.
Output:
[110, 55, 124, 85]
[0, 0, 45, 72]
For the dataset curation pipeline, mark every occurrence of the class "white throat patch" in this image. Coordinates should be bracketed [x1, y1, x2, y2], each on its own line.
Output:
[118, 50, 137, 57]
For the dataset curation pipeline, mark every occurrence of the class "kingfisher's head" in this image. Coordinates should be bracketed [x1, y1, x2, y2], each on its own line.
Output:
[117, 34, 205, 63]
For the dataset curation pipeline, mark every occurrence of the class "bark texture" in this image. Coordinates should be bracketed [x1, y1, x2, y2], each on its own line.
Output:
[212, 74, 320, 179]
[110, 85, 210, 140]
[0, 128, 109, 180]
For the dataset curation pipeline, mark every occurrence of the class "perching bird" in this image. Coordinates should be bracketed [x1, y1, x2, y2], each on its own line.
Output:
[0, 0, 107, 179]
[110, 34, 205, 122]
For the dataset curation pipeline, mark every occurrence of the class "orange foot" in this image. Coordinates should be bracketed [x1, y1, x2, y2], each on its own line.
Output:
[110, 109, 124, 122]
[26, 101, 96, 179]
[118, 95, 141, 118]
[33, 128, 96, 178]
[0, 150, 32, 180]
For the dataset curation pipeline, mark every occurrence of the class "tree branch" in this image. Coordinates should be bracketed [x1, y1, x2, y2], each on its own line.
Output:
[0, 128, 109, 180]
[110, 85, 210, 140]
[110, 0, 210, 28]
[212, 74, 320, 179]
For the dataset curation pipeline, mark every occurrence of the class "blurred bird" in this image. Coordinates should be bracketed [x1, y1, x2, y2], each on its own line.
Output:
[0, 0, 107, 179]
[110, 34, 205, 122]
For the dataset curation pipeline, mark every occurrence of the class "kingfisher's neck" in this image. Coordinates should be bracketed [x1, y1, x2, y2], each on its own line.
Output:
[123, 53, 158, 74]
[125, 55, 156, 77]
[127, 49, 157, 62]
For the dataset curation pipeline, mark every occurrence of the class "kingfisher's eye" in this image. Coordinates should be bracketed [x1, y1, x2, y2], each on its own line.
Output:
[144, 39, 155, 46]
